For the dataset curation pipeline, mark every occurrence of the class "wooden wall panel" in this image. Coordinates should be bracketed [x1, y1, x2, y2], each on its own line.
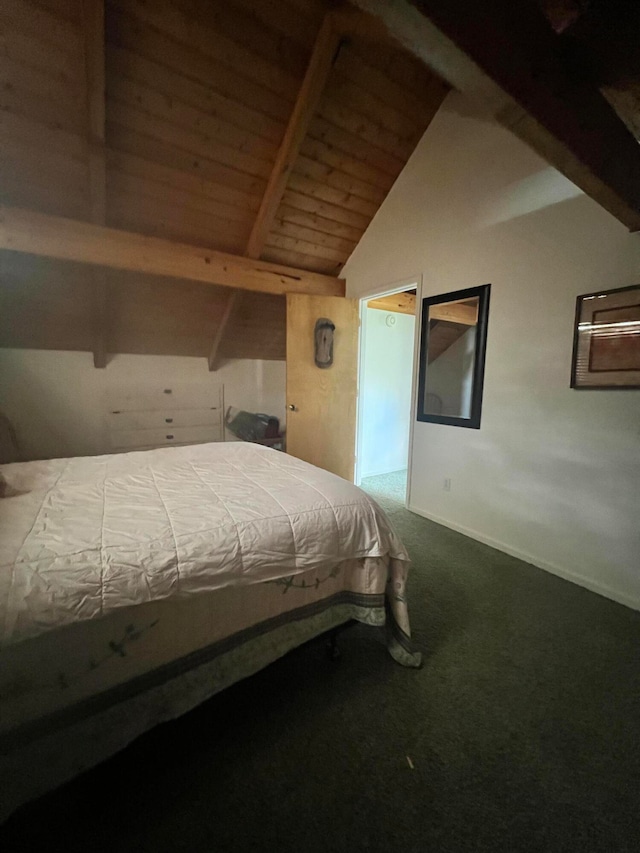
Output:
[108, 273, 230, 357]
[221, 293, 287, 361]
[109, 276, 286, 361]
[0, 253, 94, 351]
[0, 149, 87, 220]
[0, 258, 287, 362]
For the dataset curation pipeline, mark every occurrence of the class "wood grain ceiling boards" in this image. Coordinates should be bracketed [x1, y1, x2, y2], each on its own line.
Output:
[0, 0, 448, 363]
[103, 0, 449, 274]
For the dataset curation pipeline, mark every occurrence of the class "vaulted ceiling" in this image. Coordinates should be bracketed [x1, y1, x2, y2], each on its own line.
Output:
[2, 0, 640, 369]
[103, 0, 449, 275]
[355, 0, 640, 231]
[537, 0, 640, 142]
[0, 0, 448, 366]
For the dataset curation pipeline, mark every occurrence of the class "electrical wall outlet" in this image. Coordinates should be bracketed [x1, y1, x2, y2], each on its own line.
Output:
[443, 478, 451, 492]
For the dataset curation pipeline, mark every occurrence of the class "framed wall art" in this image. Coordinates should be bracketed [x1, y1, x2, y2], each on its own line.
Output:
[571, 284, 640, 389]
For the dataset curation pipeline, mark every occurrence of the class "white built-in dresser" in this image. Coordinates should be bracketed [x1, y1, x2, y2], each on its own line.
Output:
[107, 383, 224, 453]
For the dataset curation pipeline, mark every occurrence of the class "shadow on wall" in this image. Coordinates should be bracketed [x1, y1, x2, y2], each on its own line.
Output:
[0, 352, 102, 460]
[478, 167, 583, 228]
[0, 351, 287, 462]
[426, 386, 640, 602]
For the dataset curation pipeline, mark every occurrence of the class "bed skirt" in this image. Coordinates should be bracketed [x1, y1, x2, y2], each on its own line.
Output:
[0, 557, 420, 822]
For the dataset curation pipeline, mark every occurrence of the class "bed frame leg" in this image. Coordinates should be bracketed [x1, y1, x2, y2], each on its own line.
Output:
[326, 629, 341, 661]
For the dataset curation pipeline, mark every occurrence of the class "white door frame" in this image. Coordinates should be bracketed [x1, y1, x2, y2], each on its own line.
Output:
[355, 274, 423, 509]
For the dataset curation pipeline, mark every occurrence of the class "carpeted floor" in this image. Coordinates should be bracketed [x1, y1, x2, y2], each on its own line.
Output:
[361, 469, 408, 504]
[2, 480, 640, 852]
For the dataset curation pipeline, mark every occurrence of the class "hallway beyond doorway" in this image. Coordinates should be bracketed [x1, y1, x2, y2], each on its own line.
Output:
[361, 469, 408, 505]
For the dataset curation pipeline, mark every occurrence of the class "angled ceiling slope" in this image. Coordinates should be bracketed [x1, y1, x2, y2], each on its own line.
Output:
[103, 0, 450, 275]
[0, 0, 450, 365]
[350, 0, 640, 232]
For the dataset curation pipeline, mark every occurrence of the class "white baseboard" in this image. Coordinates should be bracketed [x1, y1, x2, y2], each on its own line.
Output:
[407, 503, 640, 613]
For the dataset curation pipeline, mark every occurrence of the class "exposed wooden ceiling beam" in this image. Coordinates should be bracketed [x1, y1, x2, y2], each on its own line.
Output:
[245, 13, 343, 259]
[367, 292, 416, 315]
[368, 291, 477, 324]
[0, 206, 345, 297]
[208, 290, 242, 372]
[348, 0, 640, 232]
[430, 301, 477, 326]
[81, 0, 108, 368]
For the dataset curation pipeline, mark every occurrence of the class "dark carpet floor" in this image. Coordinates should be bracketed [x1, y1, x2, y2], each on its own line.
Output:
[2, 476, 640, 853]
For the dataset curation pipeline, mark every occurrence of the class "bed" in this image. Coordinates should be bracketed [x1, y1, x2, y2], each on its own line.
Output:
[0, 442, 420, 821]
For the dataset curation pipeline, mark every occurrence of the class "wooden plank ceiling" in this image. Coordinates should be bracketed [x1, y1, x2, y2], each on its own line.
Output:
[0, 0, 449, 364]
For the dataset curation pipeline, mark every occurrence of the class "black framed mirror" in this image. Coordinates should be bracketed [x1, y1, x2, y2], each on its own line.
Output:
[416, 284, 491, 429]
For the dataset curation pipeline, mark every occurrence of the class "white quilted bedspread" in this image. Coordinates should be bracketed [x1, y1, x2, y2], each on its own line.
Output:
[0, 443, 408, 648]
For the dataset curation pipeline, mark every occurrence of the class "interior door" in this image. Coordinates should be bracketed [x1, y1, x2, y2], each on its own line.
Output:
[286, 293, 359, 480]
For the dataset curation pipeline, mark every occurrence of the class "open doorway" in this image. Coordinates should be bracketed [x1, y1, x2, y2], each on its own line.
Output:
[356, 283, 418, 506]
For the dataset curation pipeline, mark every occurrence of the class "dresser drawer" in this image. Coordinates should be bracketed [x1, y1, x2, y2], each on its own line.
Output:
[107, 384, 223, 412]
[110, 424, 223, 450]
[108, 408, 222, 431]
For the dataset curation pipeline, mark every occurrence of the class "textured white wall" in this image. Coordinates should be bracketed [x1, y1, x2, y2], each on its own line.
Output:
[0, 350, 286, 460]
[344, 92, 640, 610]
[359, 306, 415, 478]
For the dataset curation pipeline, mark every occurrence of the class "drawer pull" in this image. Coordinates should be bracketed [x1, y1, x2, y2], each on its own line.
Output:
[166, 434, 174, 440]
[165, 418, 173, 423]
[163, 389, 172, 394]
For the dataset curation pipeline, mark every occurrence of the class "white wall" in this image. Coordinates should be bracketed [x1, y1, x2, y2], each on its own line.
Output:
[345, 92, 640, 610]
[359, 306, 415, 478]
[0, 350, 286, 460]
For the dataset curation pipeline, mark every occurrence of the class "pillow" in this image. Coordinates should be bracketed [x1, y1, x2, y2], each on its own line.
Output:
[0, 410, 20, 464]
[0, 470, 26, 498]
